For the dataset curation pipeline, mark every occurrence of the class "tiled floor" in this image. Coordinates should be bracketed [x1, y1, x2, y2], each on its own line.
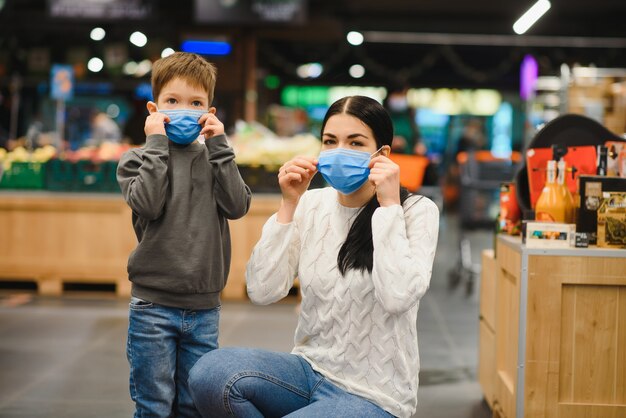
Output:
[0, 213, 493, 418]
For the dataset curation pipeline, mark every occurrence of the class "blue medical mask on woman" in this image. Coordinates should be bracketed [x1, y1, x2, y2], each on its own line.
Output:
[159, 109, 206, 144]
[317, 147, 382, 195]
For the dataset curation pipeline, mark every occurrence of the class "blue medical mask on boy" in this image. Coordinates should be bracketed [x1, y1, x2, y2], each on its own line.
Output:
[159, 109, 206, 144]
[317, 148, 381, 195]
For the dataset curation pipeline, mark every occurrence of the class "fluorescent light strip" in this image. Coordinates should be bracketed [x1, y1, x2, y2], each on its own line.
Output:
[513, 0, 551, 35]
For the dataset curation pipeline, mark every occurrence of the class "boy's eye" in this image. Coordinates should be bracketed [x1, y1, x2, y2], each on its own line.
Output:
[166, 98, 177, 104]
[192, 101, 203, 107]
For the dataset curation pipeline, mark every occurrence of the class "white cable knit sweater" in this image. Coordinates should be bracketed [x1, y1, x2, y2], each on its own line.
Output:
[246, 187, 439, 417]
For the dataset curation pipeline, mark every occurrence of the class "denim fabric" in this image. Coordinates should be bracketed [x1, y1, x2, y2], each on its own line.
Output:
[188, 347, 395, 418]
[127, 297, 220, 418]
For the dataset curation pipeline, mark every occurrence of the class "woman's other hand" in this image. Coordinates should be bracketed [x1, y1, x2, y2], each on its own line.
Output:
[369, 155, 401, 207]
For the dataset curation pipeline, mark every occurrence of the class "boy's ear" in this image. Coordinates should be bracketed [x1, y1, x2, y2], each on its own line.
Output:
[146, 101, 158, 114]
[208, 107, 216, 114]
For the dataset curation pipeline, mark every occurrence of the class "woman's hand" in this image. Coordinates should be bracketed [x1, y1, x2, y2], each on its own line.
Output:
[276, 156, 318, 223]
[278, 156, 318, 204]
[369, 155, 401, 207]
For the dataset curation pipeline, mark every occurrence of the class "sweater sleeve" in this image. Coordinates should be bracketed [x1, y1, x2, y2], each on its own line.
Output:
[116, 134, 170, 220]
[370, 196, 440, 314]
[245, 201, 304, 305]
[206, 134, 251, 220]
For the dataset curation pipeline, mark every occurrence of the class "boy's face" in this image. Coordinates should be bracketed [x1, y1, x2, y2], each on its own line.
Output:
[150, 77, 211, 112]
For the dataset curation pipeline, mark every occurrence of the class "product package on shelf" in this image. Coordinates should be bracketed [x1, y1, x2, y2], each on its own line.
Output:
[577, 175, 626, 244]
[597, 191, 626, 248]
[525, 221, 576, 248]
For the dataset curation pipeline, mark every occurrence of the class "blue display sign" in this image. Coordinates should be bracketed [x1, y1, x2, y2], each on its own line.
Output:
[50, 64, 74, 100]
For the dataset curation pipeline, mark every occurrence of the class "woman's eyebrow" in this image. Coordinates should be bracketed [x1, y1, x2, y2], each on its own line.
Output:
[322, 132, 367, 138]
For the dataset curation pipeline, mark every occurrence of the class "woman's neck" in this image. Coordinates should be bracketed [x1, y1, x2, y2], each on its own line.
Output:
[337, 182, 376, 208]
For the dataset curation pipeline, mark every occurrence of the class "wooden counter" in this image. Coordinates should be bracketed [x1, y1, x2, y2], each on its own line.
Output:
[479, 235, 626, 418]
[0, 192, 280, 299]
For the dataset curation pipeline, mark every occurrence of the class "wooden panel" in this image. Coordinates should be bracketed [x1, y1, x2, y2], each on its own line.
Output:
[497, 239, 521, 281]
[560, 285, 624, 405]
[0, 194, 136, 296]
[479, 319, 496, 408]
[525, 254, 626, 418]
[223, 195, 281, 300]
[480, 249, 496, 330]
[495, 244, 520, 418]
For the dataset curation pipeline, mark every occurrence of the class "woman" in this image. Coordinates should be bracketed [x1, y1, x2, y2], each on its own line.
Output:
[188, 96, 439, 418]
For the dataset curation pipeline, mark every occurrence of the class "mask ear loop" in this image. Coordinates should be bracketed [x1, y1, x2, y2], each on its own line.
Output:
[370, 146, 385, 158]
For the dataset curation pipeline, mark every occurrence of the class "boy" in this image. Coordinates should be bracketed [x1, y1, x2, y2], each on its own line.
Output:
[117, 52, 251, 418]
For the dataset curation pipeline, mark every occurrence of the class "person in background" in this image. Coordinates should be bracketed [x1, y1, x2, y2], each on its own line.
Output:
[116, 51, 251, 418]
[384, 86, 424, 155]
[188, 95, 440, 418]
[87, 110, 122, 146]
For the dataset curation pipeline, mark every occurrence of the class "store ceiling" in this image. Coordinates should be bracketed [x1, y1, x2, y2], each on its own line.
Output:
[1, 0, 626, 90]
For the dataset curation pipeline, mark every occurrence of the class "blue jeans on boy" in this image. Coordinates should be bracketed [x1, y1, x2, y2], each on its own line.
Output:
[188, 347, 395, 418]
[127, 297, 220, 418]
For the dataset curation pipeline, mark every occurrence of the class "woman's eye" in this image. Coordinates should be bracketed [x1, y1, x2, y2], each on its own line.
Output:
[350, 141, 364, 147]
[322, 139, 336, 145]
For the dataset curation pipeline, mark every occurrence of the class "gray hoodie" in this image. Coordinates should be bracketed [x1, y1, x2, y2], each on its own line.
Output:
[117, 134, 251, 309]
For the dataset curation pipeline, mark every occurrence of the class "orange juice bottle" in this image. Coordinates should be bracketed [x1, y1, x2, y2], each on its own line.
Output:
[557, 159, 575, 223]
[535, 160, 569, 222]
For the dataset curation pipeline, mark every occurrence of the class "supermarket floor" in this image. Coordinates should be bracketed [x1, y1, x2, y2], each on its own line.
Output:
[0, 213, 492, 418]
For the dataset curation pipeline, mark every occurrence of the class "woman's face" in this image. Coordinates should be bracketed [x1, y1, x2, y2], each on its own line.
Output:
[321, 113, 378, 154]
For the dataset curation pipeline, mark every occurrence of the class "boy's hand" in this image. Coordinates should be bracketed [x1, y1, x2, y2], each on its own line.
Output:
[144, 112, 169, 137]
[199, 108, 225, 139]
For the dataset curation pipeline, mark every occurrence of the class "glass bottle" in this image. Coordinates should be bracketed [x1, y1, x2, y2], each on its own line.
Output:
[535, 160, 569, 222]
[557, 159, 575, 223]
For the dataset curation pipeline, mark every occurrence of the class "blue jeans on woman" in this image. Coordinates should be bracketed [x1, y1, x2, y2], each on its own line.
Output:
[127, 297, 220, 418]
[188, 347, 395, 418]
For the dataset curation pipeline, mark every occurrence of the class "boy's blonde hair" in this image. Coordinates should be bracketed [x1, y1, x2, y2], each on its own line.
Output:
[151, 52, 217, 105]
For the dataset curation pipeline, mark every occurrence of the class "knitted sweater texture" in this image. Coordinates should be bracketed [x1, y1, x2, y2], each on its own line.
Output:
[246, 187, 439, 417]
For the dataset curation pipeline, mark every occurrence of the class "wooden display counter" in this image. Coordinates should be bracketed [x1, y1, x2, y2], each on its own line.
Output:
[0, 192, 280, 300]
[479, 235, 626, 418]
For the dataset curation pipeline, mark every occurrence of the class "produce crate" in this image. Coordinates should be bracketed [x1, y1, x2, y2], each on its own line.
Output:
[75, 160, 109, 192]
[237, 164, 326, 193]
[0, 161, 46, 190]
[46, 159, 78, 191]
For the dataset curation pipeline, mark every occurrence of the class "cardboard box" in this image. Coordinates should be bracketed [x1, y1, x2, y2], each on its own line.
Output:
[576, 176, 626, 244]
[525, 221, 576, 249]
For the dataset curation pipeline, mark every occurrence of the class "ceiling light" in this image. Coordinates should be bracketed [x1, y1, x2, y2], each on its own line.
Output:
[130, 31, 148, 47]
[296, 63, 323, 79]
[161, 48, 175, 58]
[513, 0, 551, 35]
[87, 57, 104, 73]
[349, 64, 365, 78]
[123, 61, 138, 76]
[347, 31, 364, 46]
[90, 27, 106, 41]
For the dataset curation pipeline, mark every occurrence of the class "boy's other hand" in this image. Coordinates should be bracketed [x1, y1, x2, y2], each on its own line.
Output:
[145, 112, 169, 137]
[199, 108, 225, 139]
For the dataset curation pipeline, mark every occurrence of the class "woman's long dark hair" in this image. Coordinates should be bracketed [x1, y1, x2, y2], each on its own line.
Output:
[320, 96, 411, 276]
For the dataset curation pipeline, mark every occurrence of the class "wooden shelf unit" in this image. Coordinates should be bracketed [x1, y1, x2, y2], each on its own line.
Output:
[0, 192, 281, 300]
[479, 235, 626, 418]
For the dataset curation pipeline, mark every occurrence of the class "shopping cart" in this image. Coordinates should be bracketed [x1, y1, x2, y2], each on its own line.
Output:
[448, 150, 521, 294]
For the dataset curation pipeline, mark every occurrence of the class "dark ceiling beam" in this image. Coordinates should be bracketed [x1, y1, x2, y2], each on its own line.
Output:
[364, 31, 626, 48]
